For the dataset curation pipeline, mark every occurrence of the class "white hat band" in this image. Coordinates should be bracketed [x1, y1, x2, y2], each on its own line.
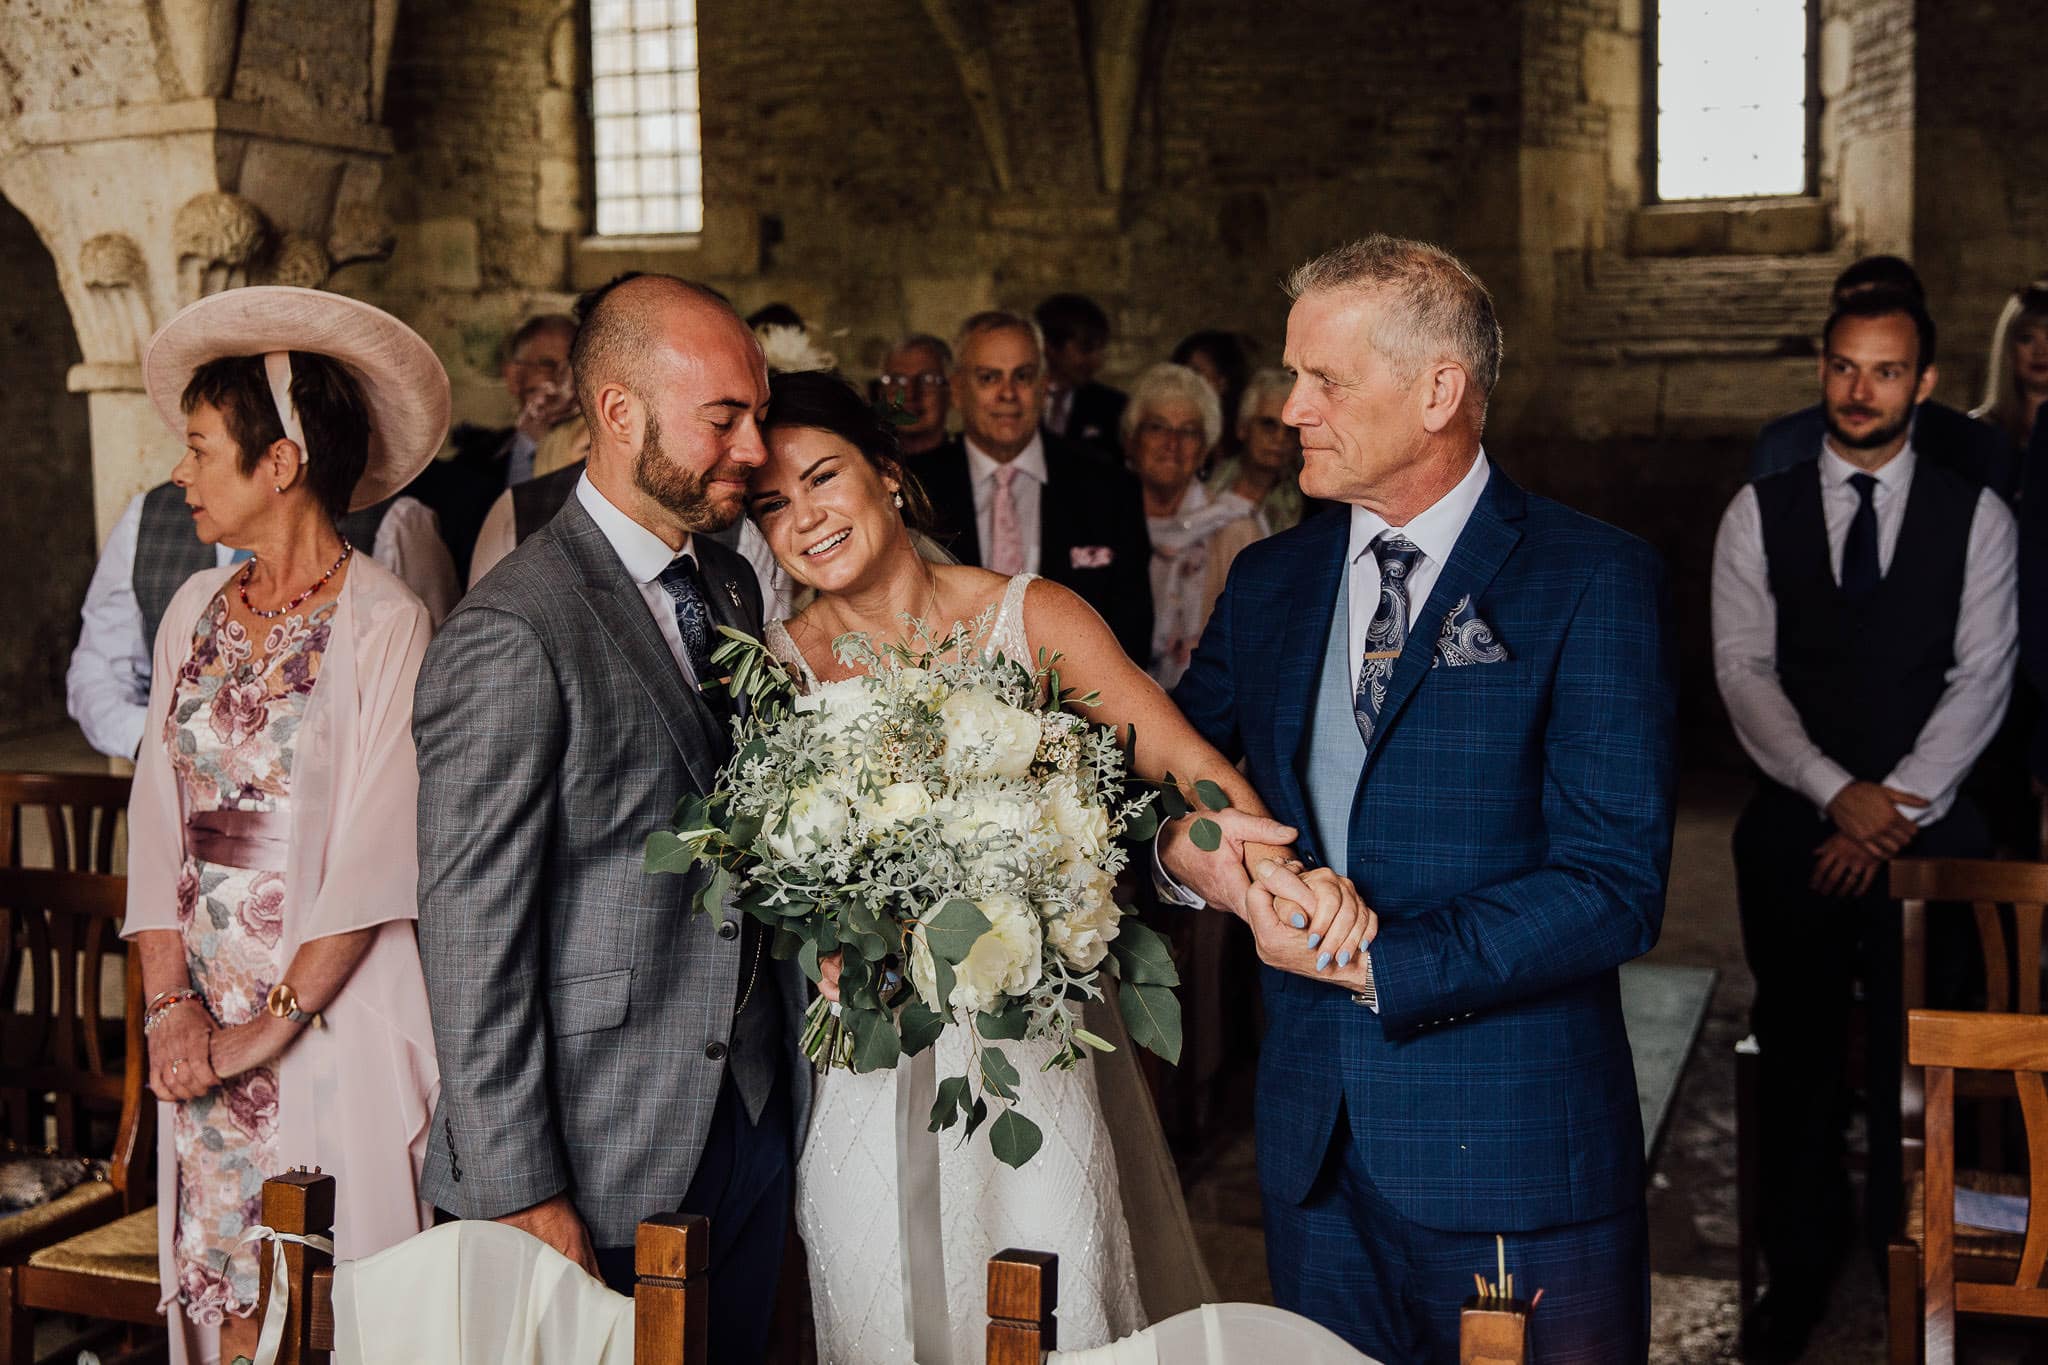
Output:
[262, 351, 311, 466]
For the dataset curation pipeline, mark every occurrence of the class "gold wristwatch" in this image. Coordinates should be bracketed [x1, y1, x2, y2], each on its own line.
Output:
[265, 983, 324, 1029]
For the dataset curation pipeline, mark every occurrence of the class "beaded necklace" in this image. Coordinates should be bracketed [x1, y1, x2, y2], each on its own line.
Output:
[238, 539, 353, 619]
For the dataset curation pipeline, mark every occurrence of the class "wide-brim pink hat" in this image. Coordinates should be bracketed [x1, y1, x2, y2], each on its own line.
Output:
[143, 286, 451, 512]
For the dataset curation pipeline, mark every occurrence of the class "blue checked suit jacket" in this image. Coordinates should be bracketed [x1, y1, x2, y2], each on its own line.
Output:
[1172, 465, 1677, 1232]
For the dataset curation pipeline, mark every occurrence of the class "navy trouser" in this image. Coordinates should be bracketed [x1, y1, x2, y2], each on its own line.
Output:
[1265, 1113, 1649, 1364]
[594, 1066, 793, 1363]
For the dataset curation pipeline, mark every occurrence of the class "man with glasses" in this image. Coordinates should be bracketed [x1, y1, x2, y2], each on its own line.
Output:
[875, 333, 953, 456]
[919, 310, 1154, 662]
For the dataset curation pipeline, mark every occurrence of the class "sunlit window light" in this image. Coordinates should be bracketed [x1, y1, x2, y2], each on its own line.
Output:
[1655, 1, 1809, 201]
[589, 0, 703, 236]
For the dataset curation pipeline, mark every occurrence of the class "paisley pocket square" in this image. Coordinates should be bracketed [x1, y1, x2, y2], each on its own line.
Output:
[1433, 594, 1509, 667]
[1069, 545, 1115, 569]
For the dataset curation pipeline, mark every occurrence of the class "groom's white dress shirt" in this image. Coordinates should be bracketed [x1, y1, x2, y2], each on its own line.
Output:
[576, 472, 704, 687]
[1711, 441, 2015, 825]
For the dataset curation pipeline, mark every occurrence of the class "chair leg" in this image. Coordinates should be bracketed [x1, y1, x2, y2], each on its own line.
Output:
[1736, 1037, 1763, 1314]
[0, 1266, 36, 1365]
[1887, 1241, 1922, 1365]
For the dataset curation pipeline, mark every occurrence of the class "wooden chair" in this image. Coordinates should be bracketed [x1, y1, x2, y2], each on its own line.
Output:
[253, 1171, 709, 1365]
[1889, 1009, 2048, 1365]
[0, 772, 131, 873]
[0, 866, 158, 1365]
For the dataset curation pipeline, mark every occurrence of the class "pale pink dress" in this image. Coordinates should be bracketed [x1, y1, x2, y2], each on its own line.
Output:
[126, 559, 441, 1365]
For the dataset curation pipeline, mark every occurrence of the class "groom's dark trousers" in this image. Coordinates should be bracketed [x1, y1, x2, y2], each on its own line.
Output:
[1175, 468, 1676, 1363]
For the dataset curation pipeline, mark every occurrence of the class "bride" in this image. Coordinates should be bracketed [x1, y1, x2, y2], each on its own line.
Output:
[746, 372, 1347, 1364]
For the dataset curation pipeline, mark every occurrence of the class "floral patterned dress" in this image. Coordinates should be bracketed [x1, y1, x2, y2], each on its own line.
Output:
[163, 590, 334, 1324]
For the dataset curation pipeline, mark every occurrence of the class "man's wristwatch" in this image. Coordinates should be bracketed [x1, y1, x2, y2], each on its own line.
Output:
[265, 983, 324, 1029]
[1350, 951, 1378, 1010]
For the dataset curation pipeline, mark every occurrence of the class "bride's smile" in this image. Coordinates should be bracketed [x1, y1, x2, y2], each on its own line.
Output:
[749, 423, 913, 598]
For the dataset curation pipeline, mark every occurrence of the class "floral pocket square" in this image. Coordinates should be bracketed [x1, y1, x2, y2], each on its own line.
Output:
[1069, 545, 1115, 569]
[1433, 595, 1510, 667]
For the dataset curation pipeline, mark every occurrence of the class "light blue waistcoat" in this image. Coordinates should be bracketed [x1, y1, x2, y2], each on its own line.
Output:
[1304, 569, 1368, 874]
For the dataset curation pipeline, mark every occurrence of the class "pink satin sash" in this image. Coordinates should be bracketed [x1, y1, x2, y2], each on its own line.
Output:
[186, 808, 293, 873]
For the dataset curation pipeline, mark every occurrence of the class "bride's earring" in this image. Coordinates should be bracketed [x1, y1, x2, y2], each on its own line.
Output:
[892, 492, 905, 510]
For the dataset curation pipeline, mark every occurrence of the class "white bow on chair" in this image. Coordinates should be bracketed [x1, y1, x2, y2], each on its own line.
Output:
[238, 1223, 336, 1365]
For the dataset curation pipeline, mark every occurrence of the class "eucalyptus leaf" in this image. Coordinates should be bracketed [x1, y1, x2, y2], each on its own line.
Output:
[989, 1109, 1044, 1169]
[846, 1006, 900, 1073]
[1073, 1027, 1117, 1053]
[1189, 817, 1222, 853]
[727, 811, 762, 848]
[975, 1006, 1029, 1041]
[925, 899, 992, 965]
[899, 1001, 946, 1056]
[798, 937, 822, 983]
[769, 927, 802, 960]
[1118, 981, 1183, 1065]
[643, 830, 703, 875]
[1122, 804, 1159, 842]
[1157, 785, 1191, 820]
[928, 1074, 970, 1131]
[963, 1095, 990, 1139]
[931, 956, 958, 1013]
[1193, 779, 1232, 811]
[670, 792, 711, 830]
[855, 929, 891, 962]
[1111, 921, 1180, 987]
[978, 1046, 1021, 1101]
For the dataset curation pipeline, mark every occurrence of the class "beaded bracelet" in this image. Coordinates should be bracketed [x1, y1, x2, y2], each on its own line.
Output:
[142, 990, 205, 1035]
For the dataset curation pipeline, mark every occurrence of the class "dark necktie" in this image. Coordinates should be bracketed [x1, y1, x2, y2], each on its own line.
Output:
[1354, 533, 1425, 750]
[654, 553, 725, 713]
[1841, 472, 1880, 599]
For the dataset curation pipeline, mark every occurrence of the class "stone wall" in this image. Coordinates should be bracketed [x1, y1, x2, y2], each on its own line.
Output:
[0, 198, 94, 740]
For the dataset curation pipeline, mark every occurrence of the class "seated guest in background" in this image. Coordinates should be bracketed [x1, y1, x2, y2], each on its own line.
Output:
[1126, 362, 1260, 688]
[449, 314, 579, 489]
[1036, 292, 1127, 453]
[68, 446, 458, 763]
[1206, 366, 1310, 533]
[876, 332, 953, 457]
[1172, 328, 1252, 467]
[1751, 256, 2016, 498]
[1971, 279, 2048, 466]
[123, 287, 445, 1365]
[1714, 287, 2015, 1362]
[920, 310, 1153, 663]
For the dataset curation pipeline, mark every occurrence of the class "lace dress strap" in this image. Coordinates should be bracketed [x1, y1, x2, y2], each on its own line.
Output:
[763, 618, 820, 691]
[988, 573, 1037, 666]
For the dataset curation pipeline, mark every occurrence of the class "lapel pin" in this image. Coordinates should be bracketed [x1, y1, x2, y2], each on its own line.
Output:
[724, 580, 743, 611]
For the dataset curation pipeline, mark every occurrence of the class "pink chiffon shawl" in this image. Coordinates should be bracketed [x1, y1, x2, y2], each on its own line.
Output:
[125, 558, 441, 1363]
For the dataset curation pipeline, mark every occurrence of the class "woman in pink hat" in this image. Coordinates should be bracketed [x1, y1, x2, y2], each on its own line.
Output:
[122, 287, 446, 1365]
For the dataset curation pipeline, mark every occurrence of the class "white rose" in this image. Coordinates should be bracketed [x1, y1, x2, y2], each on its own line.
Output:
[1041, 774, 1111, 862]
[794, 676, 876, 747]
[908, 893, 1042, 1016]
[937, 791, 1048, 874]
[860, 780, 932, 829]
[1045, 860, 1121, 971]
[761, 781, 852, 862]
[939, 689, 1042, 779]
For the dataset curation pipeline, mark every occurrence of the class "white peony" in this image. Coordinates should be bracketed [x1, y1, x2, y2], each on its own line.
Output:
[761, 781, 852, 862]
[936, 790, 1049, 874]
[860, 780, 932, 829]
[793, 676, 876, 748]
[939, 689, 1042, 779]
[1041, 774, 1110, 863]
[1045, 860, 1121, 970]
[911, 893, 1044, 1016]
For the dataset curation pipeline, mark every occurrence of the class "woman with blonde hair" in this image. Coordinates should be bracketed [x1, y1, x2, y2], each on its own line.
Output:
[1207, 366, 1308, 533]
[1973, 280, 2048, 459]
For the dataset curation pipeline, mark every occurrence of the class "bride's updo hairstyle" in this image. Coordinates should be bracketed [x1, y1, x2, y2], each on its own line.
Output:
[765, 369, 936, 533]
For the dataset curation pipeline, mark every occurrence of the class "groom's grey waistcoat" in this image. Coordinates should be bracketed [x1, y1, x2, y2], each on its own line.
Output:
[412, 494, 809, 1247]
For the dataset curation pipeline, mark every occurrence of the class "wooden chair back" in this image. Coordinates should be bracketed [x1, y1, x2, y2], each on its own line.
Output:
[1908, 1008, 2048, 1362]
[255, 1173, 708, 1365]
[0, 773, 130, 874]
[1892, 858, 2048, 1169]
[0, 867, 147, 1196]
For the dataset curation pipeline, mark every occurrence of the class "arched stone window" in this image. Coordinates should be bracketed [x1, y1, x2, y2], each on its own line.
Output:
[1650, 0, 1815, 201]
[588, 0, 703, 236]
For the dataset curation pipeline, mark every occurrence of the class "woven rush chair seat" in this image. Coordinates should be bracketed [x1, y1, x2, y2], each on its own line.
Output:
[1903, 1168, 2030, 1261]
[24, 1206, 158, 1284]
[0, 1182, 120, 1257]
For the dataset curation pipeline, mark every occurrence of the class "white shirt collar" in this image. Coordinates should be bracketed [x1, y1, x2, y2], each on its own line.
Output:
[964, 431, 1049, 487]
[575, 470, 695, 584]
[1346, 448, 1492, 567]
[1818, 438, 1916, 492]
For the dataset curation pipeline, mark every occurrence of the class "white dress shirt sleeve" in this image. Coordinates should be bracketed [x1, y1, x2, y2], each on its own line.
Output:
[372, 496, 459, 626]
[66, 492, 152, 760]
[1710, 485, 1855, 815]
[468, 490, 519, 590]
[1885, 488, 2019, 825]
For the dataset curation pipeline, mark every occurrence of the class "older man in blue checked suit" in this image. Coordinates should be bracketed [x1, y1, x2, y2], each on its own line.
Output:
[1159, 235, 1677, 1363]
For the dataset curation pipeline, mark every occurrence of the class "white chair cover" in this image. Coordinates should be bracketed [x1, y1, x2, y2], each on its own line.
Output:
[328, 1220, 633, 1364]
[1048, 1303, 1382, 1365]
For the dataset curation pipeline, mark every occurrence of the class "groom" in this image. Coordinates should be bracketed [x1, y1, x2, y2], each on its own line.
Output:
[413, 275, 809, 1360]
[1162, 236, 1676, 1362]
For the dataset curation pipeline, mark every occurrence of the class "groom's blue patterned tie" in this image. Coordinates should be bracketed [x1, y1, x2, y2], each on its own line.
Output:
[1354, 533, 1424, 749]
[656, 553, 725, 715]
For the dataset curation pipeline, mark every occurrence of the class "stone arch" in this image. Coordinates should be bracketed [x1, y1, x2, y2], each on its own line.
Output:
[0, 195, 95, 738]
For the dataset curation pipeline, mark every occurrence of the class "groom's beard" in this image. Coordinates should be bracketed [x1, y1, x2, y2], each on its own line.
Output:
[633, 409, 750, 533]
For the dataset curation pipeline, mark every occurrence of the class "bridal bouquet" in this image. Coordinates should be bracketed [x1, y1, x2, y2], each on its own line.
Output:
[644, 617, 1221, 1167]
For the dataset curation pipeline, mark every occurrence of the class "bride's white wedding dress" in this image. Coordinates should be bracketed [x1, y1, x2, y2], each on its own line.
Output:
[767, 573, 1206, 1365]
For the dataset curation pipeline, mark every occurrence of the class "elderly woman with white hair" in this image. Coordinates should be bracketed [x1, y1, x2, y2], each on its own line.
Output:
[1124, 362, 1262, 688]
[1206, 366, 1308, 533]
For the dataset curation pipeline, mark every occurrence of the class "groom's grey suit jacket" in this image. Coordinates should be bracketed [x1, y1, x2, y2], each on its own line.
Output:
[412, 493, 810, 1248]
